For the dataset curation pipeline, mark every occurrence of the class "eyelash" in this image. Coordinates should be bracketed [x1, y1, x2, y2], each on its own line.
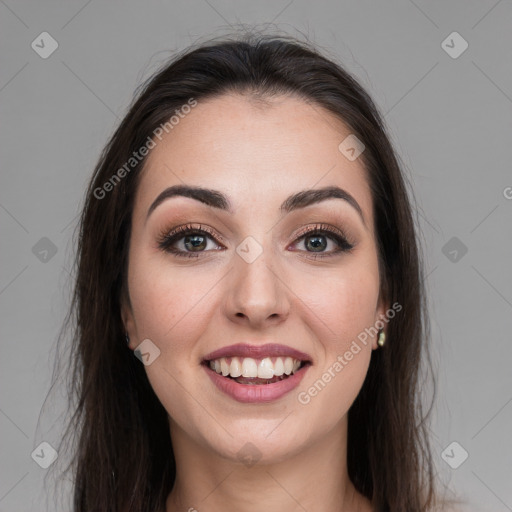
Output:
[156, 223, 355, 260]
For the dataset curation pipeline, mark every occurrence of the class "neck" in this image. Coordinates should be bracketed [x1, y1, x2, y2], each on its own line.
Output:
[165, 416, 372, 512]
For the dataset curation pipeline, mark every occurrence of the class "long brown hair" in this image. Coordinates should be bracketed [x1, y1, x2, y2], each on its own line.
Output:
[49, 30, 440, 511]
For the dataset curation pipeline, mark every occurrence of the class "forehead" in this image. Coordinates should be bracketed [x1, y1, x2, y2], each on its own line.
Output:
[135, 93, 373, 223]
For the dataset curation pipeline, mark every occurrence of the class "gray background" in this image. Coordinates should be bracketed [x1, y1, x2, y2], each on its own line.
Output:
[1, 1, 511, 511]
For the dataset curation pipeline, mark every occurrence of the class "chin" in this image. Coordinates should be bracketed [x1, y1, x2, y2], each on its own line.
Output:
[201, 413, 320, 463]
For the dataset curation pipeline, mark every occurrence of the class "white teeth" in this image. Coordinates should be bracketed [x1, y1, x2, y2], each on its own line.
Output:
[241, 358, 258, 378]
[220, 358, 230, 376]
[257, 357, 274, 379]
[208, 356, 304, 378]
[274, 357, 284, 376]
[230, 357, 242, 377]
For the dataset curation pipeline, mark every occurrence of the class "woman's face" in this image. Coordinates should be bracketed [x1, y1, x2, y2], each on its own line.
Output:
[122, 93, 388, 464]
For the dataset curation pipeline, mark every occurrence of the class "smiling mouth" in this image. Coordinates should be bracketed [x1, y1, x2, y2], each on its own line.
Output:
[203, 356, 311, 385]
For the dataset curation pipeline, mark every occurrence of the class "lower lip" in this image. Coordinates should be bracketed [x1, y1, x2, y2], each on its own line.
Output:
[203, 363, 310, 403]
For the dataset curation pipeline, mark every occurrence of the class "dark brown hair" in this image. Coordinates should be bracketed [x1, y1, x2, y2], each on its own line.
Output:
[50, 30, 440, 511]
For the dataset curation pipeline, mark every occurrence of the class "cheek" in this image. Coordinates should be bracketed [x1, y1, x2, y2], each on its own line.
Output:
[295, 259, 381, 351]
[292, 256, 380, 416]
[126, 256, 220, 427]
[294, 272, 377, 420]
[127, 251, 218, 342]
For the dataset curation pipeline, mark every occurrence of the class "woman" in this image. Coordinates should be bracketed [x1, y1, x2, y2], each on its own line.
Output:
[52, 31, 459, 511]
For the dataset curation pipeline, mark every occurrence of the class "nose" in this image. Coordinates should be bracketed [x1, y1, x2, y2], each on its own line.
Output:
[223, 246, 290, 328]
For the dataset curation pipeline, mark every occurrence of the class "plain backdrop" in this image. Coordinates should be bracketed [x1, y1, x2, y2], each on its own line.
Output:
[1, 1, 511, 511]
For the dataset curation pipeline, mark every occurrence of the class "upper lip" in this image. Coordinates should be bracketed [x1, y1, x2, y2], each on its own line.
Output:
[203, 343, 312, 363]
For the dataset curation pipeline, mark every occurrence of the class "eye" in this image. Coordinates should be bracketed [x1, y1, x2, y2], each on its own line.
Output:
[157, 222, 355, 260]
[290, 223, 354, 258]
[157, 223, 224, 259]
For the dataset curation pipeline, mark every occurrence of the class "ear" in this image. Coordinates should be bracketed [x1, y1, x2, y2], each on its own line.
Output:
[372, 294, 390, 350]
[120, 291, 136, 349]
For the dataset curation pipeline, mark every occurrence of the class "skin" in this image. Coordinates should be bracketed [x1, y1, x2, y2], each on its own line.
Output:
[122, 93, 388, 512]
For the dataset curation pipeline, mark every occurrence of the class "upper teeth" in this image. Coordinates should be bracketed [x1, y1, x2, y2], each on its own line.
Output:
[208, 357, 302, 378]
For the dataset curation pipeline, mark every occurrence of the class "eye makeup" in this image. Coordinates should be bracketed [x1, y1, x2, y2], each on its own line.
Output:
[155, 222, 355, 260]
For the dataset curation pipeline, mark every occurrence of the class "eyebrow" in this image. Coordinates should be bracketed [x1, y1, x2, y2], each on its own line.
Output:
[146, 184, 366, 227]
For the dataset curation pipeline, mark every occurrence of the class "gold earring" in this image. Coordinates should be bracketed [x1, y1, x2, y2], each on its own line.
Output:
[377, 330, 386, 347]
